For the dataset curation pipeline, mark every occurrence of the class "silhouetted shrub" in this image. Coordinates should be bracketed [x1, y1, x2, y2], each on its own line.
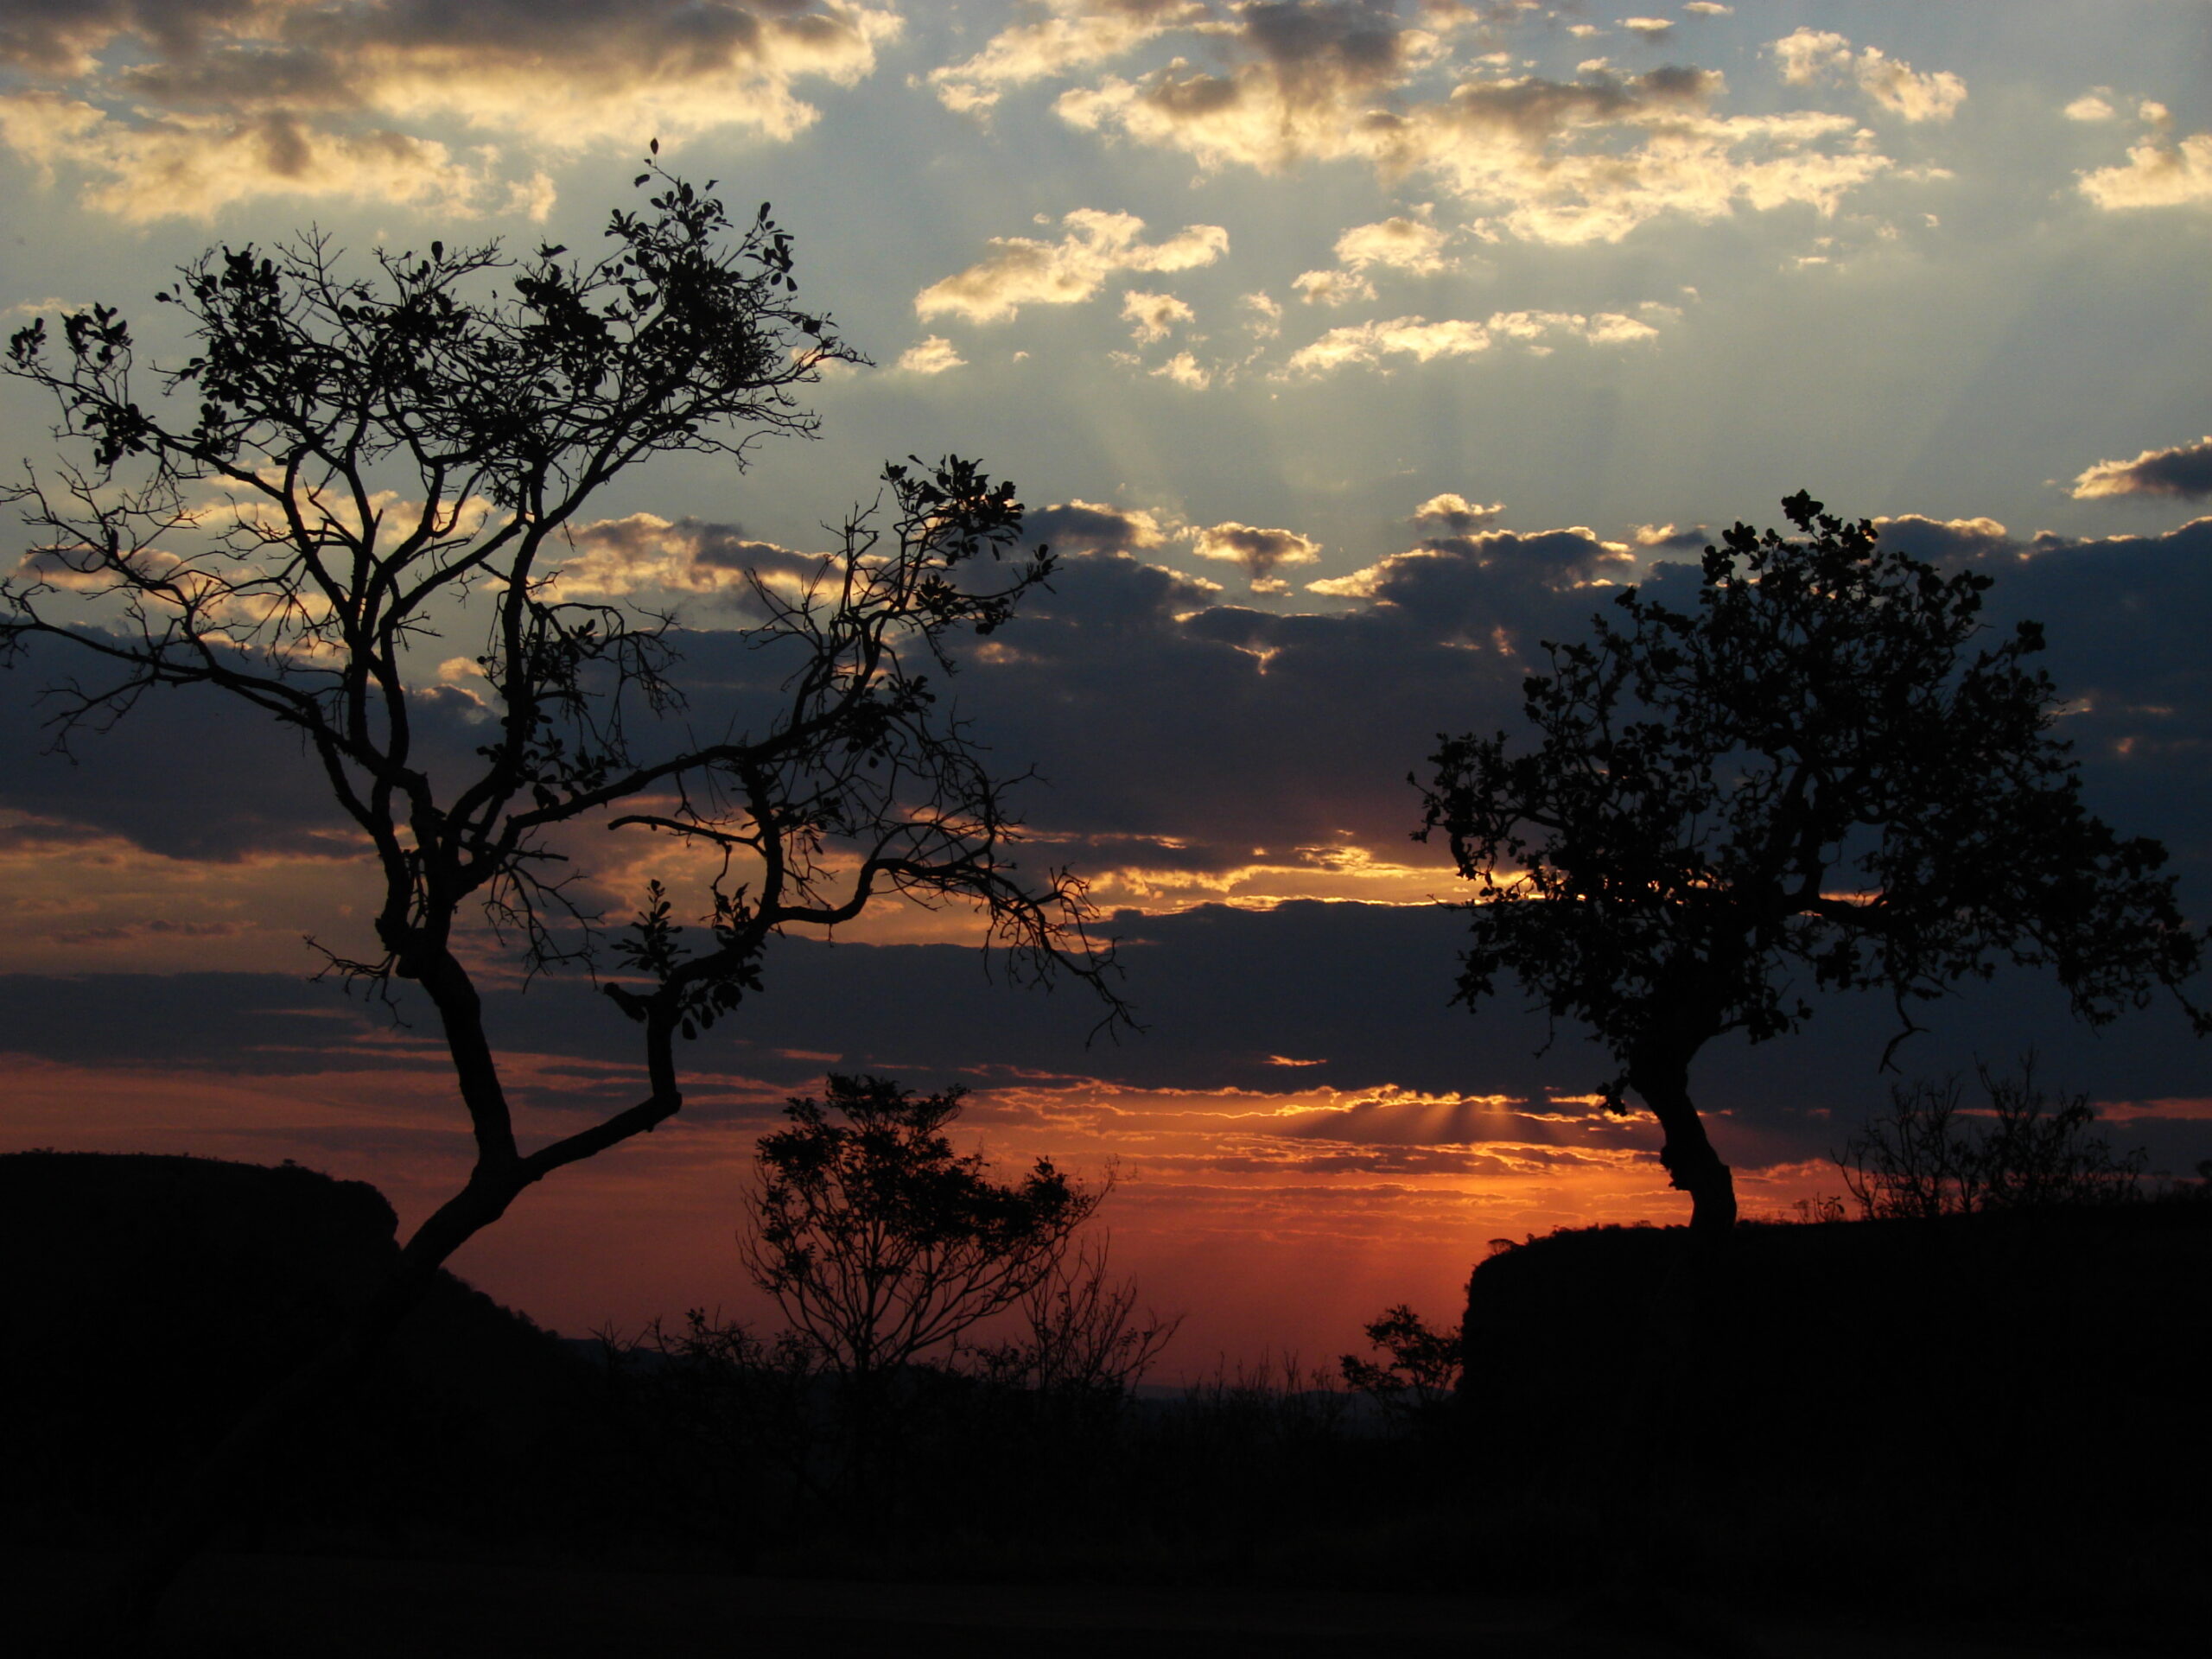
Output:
[1836, 1057, 2145, 1219]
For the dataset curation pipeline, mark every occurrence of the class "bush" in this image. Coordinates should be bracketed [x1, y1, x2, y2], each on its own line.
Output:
[1834, 1056, 2145, 1219]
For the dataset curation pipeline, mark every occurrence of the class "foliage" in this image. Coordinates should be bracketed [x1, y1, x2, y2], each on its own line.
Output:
[1836, 1058, 2146, 1219]
[1419, 491, 2203, 1228]
[741, 1075, 1106, 1382]
[1339, 1303, 1463, 1422]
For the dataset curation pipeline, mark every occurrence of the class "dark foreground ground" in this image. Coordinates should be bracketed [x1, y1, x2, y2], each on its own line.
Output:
[6, 1154, 2205, 1657]
[4, 1548, 2152, 1659]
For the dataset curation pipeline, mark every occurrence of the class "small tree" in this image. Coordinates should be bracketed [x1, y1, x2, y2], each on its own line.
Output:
[1340, 1303, 1463, 1425]
[1837, 1058, 2146, 1219]
[742, 1074, 1105, 1383]
[1420, 493, 2203, 1235]
[3, 159, 1117, 1622]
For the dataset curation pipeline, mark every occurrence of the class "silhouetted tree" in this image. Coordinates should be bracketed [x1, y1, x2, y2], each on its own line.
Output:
[743, 1075, 1105, 1383]
[1420, 493, 2203, 1235]
[1340, 1303, 1462, 1425]
[1837, 1057, 2145, 1219]
[3, 156, 1118, 1624]
[971, 1232, 1181, 1402]
[741, 1074, 1110, 1513]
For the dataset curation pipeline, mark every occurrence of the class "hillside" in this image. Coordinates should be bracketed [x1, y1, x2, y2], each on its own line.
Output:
[0, 1151, 606, 1552]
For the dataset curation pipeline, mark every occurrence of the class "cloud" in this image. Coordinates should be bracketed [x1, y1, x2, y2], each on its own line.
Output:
[543, 514, 825, 603]
[1187, 520, 1322, 584]
[1284, 308, 1660, 374]
[1629, 522, 1709, 551]
[1682, 3, 1732, 15]
[0, 92, 521, 222]
[1056, 9, 1909, 245]
[895, 334, 968, 374]
[2064, 92, 2116, 123]
[1021, 499, 1175, 556]
[2069, 436, 2212, 501]
[1866, 514, 2015, 563]
[1291, 268, 1377, 307]
[1308, 523, 1635, 606]
[1334, 213, 1451, 273]
[2080, 131, 2212, 210]
[1618, 17, 1672, 37]
[0, 2, 899, 219]
[1770, 27, 1967, 124]
[1151, 350, 1212, 390]
[927, 0, 1208, 114]
[1122, 288, 1196, 342]
[915, 208, 1230, 324]
[1414, 493, 1503, 534]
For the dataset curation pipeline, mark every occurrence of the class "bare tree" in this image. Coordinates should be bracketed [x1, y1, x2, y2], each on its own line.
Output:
[980, 1233, 1183, 1396]
[1837, 1057, 2146, 1220]
[3, 156, 1119, 1628]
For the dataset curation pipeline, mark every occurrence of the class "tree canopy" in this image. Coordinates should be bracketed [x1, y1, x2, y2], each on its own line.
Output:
[743, 1074, 1104, 1382]
[1420, 492, 2203, 1231]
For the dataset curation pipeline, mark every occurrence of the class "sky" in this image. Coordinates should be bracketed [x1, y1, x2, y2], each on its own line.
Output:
[3, 0, 2211, 1370]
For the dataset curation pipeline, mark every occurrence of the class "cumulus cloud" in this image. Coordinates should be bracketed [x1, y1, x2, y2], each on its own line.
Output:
[1618, 17, 1672, 37]
[1122, 288, 1195, 342]
[1021, 499, 1174, 556]
[543, 514, 824, 603]
[1334, 213, 1452, 274]
[1291, 268, 1376, 307]
[895, 335, 967, 374]
[2065, 92, 2117, 123]
[1055, 8, 1910, 245]
[927, 0, 1208, 114]
[1309, 524, 1635, 603]
[2069, 436, 2212, 501]
[916, 208, 1230, 324]
[1771, 28, 1967, 124]
[1414, 493, 1504, 534]
[0, 93, 523, 222]
[1151, 350, 1212, 389]
[2080, 131, 2212, 210]
[1867, 514, 2015, 564]
[1630, 522, 1709, 551]
[1683, 3, 1733, 15]
[1284, 308, 1660, 374]
[0, 1, 899, 219]
[1187, 521, 1323, 585]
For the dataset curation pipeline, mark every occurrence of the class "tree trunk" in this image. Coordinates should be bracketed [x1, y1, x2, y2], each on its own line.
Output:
[1628, 1051, 1737, 1236]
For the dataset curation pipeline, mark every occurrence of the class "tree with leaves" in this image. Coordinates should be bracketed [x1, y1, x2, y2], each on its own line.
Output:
[1419, 492, 2203, 1235]
[743, 1074, 1105, 1384]
[3, 156, 1118, 1626]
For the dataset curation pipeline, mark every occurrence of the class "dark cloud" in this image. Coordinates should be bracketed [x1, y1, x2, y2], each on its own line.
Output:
[0, 0, 890, 219]
[0, 634, 364, 860]
[1413, 493, 1505, 536]
[7, 900, 2208, 1175]
[1021, 499, 1173, 558]
[2070, 435, 2212, 501]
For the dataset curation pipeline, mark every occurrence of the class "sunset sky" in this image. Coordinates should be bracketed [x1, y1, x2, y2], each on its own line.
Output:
[4, 0, 2211, 1369]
